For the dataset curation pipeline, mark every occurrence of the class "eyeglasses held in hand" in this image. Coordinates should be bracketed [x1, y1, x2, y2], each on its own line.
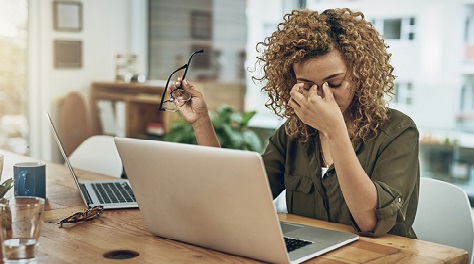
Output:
[159, 49, 204, 112]
[58, 205, 104, 227]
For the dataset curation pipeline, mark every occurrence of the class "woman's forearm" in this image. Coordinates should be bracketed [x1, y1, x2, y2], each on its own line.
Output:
[326, 129, 377, 232]
[192, 115, 220, 147]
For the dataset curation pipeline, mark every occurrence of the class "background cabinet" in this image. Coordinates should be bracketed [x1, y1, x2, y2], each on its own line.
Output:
[90, 81, 179, 138]
[90, 81, 245, 139]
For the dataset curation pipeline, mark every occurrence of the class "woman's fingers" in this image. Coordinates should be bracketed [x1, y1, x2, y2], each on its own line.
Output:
[290, 83, 307, 105]
[321, 82, 334, 101]
[307, 84, 320, 99]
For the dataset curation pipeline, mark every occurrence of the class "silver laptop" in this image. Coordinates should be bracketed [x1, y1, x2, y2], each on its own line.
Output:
[46, 112, 137, 209]
[114, 137, 358, 263]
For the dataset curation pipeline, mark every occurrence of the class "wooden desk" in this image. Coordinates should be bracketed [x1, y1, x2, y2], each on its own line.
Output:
[0, 149, 468, 263]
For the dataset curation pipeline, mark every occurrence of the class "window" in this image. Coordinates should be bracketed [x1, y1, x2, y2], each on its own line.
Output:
[148, 0, 246, 83]
[393, 82, 414, 105]
[457, 75, 474, 132]
[148, 0, 249, 113]
[464, 5, 474, 60]
[0, 0, 29, 154]
[465, 5, 474, 43]
[372, 17, 415, 40]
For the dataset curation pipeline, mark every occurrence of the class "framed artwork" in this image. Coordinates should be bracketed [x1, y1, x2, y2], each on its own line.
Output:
[191, 11, 212, 40]
[53, 40, 82, 68]
[53, 1, 82, 32]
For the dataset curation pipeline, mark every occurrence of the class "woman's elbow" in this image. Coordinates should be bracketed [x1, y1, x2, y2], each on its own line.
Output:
[357, 215, 377, 233]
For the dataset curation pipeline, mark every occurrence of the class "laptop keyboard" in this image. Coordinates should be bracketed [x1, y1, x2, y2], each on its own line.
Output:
[284, 237, 313, 252]
[91, 182, 136, 204]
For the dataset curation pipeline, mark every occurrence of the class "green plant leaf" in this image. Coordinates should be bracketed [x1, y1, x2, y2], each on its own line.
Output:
[230, 113, 242, 127]
[242, 130, 263, 152]
[164, 104, 263, 152]
[0, 178, 13, 198]
[163, 120, 197, 145]
[240, 111, 256, 126]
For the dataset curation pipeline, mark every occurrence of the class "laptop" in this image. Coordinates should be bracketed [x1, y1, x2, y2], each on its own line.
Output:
[114, 137, 358, 263]
[46, 112, 138, 209]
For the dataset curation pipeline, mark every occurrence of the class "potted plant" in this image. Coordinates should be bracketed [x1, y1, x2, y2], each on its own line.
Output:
[0, 178, 13, 203]
[164, 105, 263, 153]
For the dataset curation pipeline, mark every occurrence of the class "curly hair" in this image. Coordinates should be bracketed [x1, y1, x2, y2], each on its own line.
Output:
[254, 8, 395, 142]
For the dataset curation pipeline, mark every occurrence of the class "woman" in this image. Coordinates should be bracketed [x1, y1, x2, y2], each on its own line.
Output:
[171, 8, 419, 238]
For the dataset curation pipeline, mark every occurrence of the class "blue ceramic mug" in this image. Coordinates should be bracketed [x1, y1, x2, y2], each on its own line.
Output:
[13, 162, 46, 199]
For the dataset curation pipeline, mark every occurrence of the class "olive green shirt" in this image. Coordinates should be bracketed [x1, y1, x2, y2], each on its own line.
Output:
[262, 108, 419, 238]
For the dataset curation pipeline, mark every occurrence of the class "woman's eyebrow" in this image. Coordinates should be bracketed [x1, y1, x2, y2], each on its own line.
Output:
[296, 72, 345, 83]
[323, 72, 345, 81]
[296, 77, 313, 82]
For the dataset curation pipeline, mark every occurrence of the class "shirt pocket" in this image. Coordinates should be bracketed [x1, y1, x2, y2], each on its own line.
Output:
[284, 173, 315, 217]
[284, 173, 313, 193]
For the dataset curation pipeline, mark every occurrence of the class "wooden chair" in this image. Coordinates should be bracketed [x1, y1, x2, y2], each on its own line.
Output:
[61, 92, 122, 178]
[60, 91, 92, 156]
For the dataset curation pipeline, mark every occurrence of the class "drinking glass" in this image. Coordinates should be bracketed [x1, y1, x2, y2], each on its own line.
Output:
[0, 197, 45, 263]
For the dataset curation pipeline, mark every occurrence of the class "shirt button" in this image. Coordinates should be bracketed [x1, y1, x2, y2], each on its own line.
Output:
[398, 197, 402, 203]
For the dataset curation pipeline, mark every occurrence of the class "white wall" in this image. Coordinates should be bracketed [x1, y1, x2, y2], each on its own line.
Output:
[29, 0, 147, 161]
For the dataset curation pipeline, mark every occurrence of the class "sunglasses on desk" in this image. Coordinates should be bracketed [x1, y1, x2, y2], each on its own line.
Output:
[159, 49, 204, 112]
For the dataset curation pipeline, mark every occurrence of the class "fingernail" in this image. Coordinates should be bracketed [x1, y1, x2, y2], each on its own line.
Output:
[184, 79, 188, 85]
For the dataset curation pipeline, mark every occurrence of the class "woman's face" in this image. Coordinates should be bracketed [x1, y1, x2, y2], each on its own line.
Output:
[293, 49, 354, 116]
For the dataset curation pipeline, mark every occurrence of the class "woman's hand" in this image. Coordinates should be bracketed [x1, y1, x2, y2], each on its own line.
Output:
[172, 78, 220, 147]
[173, 78, 209, 126]
[288, 82, 345, 137]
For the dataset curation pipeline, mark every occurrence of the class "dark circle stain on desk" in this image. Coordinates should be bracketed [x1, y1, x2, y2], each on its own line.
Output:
[103, 250, 140, 259]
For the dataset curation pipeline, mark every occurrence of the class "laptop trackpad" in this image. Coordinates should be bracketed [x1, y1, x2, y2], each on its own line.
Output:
[280, 222, 304, 234]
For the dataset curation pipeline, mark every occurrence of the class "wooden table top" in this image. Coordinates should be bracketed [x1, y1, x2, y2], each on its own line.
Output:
[0, 149, 468, 263]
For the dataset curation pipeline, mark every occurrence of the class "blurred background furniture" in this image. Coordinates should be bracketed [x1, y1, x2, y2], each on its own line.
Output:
[90, 81, 175, 138]
[90, 81, 245, 139]
[413, 177, 474, 263]
[68, 135, 123, 178]
[60, 91, 92, 156]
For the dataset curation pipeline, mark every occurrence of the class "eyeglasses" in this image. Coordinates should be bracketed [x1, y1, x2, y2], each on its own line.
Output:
[58, 205, 104, 227]
[159, 49, 205, 112]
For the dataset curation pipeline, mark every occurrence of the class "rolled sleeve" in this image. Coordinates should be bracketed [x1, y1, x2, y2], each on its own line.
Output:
[358, 182, 404, 236]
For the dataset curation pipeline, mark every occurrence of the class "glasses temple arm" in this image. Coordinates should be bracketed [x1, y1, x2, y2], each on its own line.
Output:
[182, 49, 204, 80]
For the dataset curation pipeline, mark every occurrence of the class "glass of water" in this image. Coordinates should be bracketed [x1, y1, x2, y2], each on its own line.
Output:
[0, 197, 45, 263]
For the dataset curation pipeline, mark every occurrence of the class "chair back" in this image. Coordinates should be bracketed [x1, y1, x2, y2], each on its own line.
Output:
[68, 135, 123, 178]
[413, 177, 474, 263]
[60, 92, 92, 156]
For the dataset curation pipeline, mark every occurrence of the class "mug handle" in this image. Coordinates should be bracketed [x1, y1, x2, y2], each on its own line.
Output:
[15, 170, 31, 196]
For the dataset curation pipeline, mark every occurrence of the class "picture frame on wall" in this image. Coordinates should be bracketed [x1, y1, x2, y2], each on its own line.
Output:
[191, 11, 212, 40]
[53, 40, 82, 69]
[53, 1, 82, 32]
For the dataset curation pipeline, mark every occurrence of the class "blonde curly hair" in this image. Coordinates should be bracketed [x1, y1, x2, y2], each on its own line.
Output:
[254, 8, 395, 142]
